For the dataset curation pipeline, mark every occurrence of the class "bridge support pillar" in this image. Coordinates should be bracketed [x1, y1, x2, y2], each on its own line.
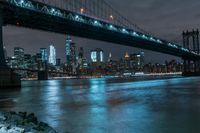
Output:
[182, 29, 200, 76]
[0, 9, 21, 88]
[38, 71, 48, 80]
[37, 62, 48, 80]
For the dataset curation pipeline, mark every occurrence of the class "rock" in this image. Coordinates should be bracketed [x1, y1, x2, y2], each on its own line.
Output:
[18, 112, 27, 119]
[0, 112, 58, 133]
[0, 115, 6, 121]
[26, 113, 37, 124]
[7, 126, 25, 133]
[0, 125, 7, 132]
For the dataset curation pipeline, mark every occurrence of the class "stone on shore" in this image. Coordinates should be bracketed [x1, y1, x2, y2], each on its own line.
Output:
[0, 112, 57, 133]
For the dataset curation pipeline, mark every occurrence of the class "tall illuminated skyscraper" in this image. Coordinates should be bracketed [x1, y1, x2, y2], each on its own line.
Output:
[40, 48, 48, 61]
[90, 48, 104, 63]
[49, 45, 56, 65]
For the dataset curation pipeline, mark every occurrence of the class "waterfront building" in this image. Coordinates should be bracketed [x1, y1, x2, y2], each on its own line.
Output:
[130, 52, 145, 71]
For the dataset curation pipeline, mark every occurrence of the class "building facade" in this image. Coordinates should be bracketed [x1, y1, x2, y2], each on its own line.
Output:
[49, 45, 56, 66]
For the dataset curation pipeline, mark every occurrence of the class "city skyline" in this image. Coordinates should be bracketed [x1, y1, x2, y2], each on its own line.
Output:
[3, 0, 200, 63]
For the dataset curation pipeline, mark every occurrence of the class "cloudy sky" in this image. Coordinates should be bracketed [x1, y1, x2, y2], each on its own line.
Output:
[3, 0, 200, 63]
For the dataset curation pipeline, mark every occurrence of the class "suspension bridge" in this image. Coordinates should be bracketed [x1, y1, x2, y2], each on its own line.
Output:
[0, 0, 200, 87]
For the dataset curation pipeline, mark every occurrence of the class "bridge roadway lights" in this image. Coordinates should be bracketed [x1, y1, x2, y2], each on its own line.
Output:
[38, 71, 48, 80]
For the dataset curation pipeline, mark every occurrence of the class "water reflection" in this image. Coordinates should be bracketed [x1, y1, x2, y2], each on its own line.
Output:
[0, 77, 200, 133]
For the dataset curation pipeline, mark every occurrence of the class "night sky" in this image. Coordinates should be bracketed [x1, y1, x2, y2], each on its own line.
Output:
[3, 0, 200, 63]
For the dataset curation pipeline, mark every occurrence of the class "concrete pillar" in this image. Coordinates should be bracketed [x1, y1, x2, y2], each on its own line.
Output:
[0, 9, 21, 88]
[0, 9, 6, 67]
[38, 71, 48, 80]
[37, 62, 48, 80]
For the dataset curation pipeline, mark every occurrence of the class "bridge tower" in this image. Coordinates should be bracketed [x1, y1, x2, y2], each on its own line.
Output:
[182, 29, 200, 76]
[0, 8, 21, 87]
[38, 61, 48, 80]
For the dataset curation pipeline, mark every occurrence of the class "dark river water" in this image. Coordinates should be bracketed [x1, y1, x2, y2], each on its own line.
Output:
[0, 76, 200, 133]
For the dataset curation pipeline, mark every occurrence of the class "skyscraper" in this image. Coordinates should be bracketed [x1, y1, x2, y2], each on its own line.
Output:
[90, 48, 104, 63]
[130, 52, 145, 71]
[108, 52, 112, 62]
[40, 48, 48, 61]
[14, 47, 24, 68]
[70, 43, 76, 66]
[65, 35, 72, 65]
[49, 45, 56, 65]
[78, 47, 84, 59]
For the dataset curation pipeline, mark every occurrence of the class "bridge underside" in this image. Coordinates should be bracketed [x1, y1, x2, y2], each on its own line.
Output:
[1, 2, 199, 60]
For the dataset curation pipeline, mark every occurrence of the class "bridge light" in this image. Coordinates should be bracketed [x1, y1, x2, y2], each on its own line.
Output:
[80, 8, 84, 14]
[110, 15, 114, 20]
[142, 35, 148, 39]
[150, 37, 155, 41]
[132, 32, 139, 36]
[51, 8, 55, 13]
[156, 39, 162, 44]
[20, 0, 24, 4]
[122, 28, 127, 32]
[75, 15, 79, 19]
[108, 25, 117, 31]
[94, 20, 98, 24]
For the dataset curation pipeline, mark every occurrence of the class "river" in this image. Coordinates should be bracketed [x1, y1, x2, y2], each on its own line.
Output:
[0, 76, 200, 133]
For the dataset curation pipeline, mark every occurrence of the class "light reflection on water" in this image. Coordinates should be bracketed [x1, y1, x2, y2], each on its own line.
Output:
[0, 77, 200, 133]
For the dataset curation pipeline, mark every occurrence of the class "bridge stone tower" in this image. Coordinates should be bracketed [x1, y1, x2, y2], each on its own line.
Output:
[182, 29, 200, 76]
[0, 8, 21, 87]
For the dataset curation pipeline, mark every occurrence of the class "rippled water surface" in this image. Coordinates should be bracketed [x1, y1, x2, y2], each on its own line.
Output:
[1, 77, 200, 133]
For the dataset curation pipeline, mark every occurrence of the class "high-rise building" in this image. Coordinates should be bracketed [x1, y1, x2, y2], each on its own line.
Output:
[130, 52, 145, 71]
[49, 45, 56, 65]
[91, 50, 97, 62]
[66, 36, 72, 65]
[56, 58, 61, 66]
[78, 47, 84, 59]
[108, 52, 112, 62]
[24, 54, 32, 69]
[70, 42, 76, 66]
[14, 47, 24, 68]
[65, 36, 76, 66]
[40, 48, 48, 61]
[90, 48, 104, 63]
[14, 47, 24, 60]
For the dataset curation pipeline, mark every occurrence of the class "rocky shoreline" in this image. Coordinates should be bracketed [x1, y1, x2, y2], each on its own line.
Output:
[0, 112, 57, 133]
